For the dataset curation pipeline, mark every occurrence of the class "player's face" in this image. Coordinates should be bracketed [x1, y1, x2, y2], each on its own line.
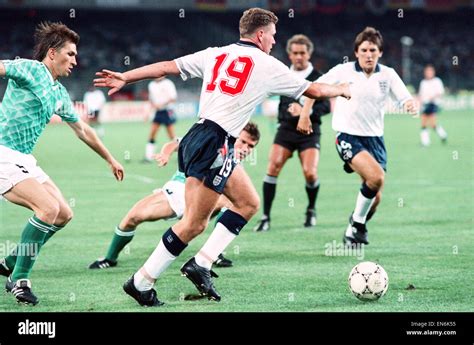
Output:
[288, 43, 311, 71]
[52, 42, 77, 78]
[424, 66, 435, 79]
[258, 23, 276, 54]
[234, 130, 258, 160]
[355, 41, 382, 74]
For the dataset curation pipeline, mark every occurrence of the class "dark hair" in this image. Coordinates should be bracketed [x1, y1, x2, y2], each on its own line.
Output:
[286, 34, 314, 55]
[354, 27, 383, 52]
[243, 121, 260, 142]
[33, 21, 80, 61]
[239, 8, 278, 38]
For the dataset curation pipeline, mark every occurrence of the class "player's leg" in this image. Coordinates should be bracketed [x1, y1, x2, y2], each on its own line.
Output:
[2, 178, 61, 305]
[431, 113, 448, 142]
[298, 147, 320, 227]
[165, 124, 176, 141]
[90, 191, 176, 269]
[145, 121, 160, 162]
[209, 196, 234, 267]
[345, 151, 385, 245]
[126, 177, 221, 305]
[420, 114, 431, 146]
[255, 143, 292, 231]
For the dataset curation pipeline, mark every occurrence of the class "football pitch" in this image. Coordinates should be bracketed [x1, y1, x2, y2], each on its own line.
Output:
[0, 110, 472, 312]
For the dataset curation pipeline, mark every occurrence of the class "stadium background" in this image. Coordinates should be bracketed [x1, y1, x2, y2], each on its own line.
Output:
[0, 0, 473, 313]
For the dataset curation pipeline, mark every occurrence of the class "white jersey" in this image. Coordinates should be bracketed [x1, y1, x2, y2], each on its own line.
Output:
[419, 77, 444, 105]
[175, 41, 311, 137]
[83, 89, 106, 113]
[148, 78, 177, 110]
[317, 62, 412, 137]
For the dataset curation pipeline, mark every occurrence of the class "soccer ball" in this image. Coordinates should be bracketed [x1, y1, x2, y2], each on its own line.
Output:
[348, 261, 389, 301]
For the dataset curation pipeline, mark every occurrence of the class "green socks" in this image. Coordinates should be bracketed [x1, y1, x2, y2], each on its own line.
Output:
[105, 227, 135, 262]
[11, 216, 50, 281]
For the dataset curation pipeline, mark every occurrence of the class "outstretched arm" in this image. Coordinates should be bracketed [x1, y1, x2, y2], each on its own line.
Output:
[0, 61, 5, 77]
[154, 140, 180, 167]
[94, 61, 180, 96]
[67, 119, 124, 181]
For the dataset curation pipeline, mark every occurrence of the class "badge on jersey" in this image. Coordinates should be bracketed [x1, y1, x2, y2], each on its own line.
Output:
[378, 80, 388, 94]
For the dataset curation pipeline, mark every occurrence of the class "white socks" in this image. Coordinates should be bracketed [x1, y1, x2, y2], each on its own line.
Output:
[134, 240, 177, 291]
[194, 223, 236, 270]
[436, 125, 447, 140]
[420, 129, 430, 146]
[145, 142, 155, 161]
[352, 191, 376, 224]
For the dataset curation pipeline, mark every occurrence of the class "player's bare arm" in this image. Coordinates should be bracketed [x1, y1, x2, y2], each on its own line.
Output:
[94, 61, 180, 95]
[297, 97, 316, 134]
[154, 140, 179, 167]
[403, 99, 419, 116]
[0, 61, 5, 77]
[67, 119, 124, 180]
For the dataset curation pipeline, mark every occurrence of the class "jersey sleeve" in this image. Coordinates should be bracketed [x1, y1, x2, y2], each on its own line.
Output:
[389, 68, 412, 105]
[267, 58, 310, 98]
[56, 87, 79, 123]
[315, 64, 344, 84]
[174, 47, 215, 81]
[1, 59, 40, 87]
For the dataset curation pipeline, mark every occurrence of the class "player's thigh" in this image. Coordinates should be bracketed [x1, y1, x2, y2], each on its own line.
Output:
[223, 165, 259, 219]
[3, 178, 59, 213]
[298, 148, 320, 174]
[41, 179, 71, 213]
[349, 151, 384, 184]
[420, 114, 430, 127]
[267, 144, 293, 175]
[126, 191, 175, 222]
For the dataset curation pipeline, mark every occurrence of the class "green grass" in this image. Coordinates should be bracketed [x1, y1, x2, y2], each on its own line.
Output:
[0, 110, 472, 312]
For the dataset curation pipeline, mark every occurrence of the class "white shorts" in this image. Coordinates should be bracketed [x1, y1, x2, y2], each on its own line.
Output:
[0, 145, 49, 195]
[154, 180, 185, 219]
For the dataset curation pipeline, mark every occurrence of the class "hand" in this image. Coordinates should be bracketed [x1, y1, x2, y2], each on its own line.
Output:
[109, 159, 124, 181]
[288, 102, 302, 116]
[94, 70, 126, 96]
[340, 83, 351, 100]
[297, 116, 313, 135]
[404, 99, 419, 117]
[154, 153, 170, 167]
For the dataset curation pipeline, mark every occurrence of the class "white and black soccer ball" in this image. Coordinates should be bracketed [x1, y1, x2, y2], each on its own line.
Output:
[348, 261, 389, 301]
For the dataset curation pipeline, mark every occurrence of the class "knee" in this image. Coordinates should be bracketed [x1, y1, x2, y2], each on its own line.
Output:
[267, 161, 283, 176]
[37, 201, 61, 224]
[56, 207, 74, 226]
[366, 174, 384, 191]
[303, 167, 318, 183]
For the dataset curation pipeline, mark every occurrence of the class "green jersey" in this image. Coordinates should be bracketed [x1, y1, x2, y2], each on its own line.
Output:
[0, 59, 79, 154]
[170, 169, 186, 184]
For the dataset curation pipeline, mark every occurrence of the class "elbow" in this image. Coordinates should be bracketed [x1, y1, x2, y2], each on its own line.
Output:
[307, 84, 323, 99]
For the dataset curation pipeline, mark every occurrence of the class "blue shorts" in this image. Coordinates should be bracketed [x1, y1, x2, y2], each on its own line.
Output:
[422, 103, 439, 115]
[178, 119, 237, 194]
[153, 109, 176, 125]
[335, 132, 387, 173]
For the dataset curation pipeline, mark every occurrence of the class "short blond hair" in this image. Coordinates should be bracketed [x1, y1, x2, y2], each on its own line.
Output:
[239, 8, 278, 38]
[286, 34, 314, 55]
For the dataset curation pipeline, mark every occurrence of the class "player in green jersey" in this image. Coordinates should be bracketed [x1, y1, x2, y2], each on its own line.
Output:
[0, 22, 124, 305]
[89, 123, 260, 270]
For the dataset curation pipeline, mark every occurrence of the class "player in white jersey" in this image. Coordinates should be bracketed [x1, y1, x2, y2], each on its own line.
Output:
[418, 64, 447, 146]
[83, 85, 106, 137]
[88, 123, 259, 271]
[300, 27, 417, 247]
[94, 7, 350, 306]
[144, 77, 178, 161]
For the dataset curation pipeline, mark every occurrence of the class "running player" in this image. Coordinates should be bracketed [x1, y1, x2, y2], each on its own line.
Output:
[299, 27, 417, 247]
[88, 122, 260, 270]
[0, 22, 124, 305]
[418, 64, 447, 147]
[94, 7, 350, 306]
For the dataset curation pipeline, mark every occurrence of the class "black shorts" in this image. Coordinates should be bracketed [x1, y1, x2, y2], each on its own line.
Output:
[178, 119, 237, 194]
[422, 103, 440, 115]
[153, 109, 176, 125]
[273, 125, 321, 153]
[335, 132, 387, 173]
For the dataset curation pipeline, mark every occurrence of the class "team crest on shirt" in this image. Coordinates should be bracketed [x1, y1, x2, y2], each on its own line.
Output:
[378, 80, 388, 94]
[213, 176, 223, 186]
